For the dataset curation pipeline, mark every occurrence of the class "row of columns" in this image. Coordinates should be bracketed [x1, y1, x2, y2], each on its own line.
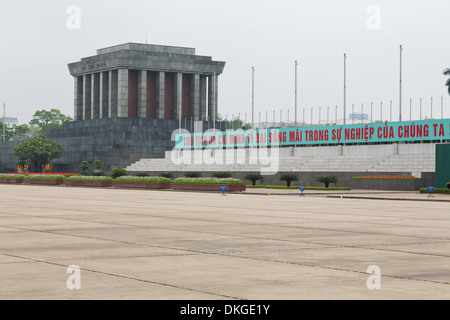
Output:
[74, 69, 218, 121]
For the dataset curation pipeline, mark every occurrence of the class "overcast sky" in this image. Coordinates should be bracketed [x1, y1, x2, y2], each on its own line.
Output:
[1, 0, 449, 125]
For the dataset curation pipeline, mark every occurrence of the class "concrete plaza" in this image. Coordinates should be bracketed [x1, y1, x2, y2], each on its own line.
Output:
[1, 184, 450, 300]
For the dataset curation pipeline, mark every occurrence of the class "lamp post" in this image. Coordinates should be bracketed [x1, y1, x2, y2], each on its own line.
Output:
[420, 98, 422, 120]
[399, 45, 403, 122]
[335, 105, 338, 124]
[361, 103, 364, 123]
[327, 106, 329, 124]
[370, 102, 373, 123]
[380, 101, 383, 121]
[295, 60, 298, 126]
[352, 104, 354, 124]
[410, 99, 412, 121]
[252, 66, 255, 128]
[343, 53, 347, 125]
[431, 97, 433, 119]
[319, 106, 321, 125]
[390, 100, 392, 122]
[2, 103, 5, 142]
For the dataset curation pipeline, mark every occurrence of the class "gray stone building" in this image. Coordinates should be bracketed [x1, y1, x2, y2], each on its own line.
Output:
[0, 43, 226, 173]
[68, 43, 225, 122]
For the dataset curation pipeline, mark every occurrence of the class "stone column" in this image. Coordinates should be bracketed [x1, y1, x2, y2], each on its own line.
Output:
[174, 72, 183, 120]
[156, 71, 165, 119]
[74, 76, 83, 121]
[117, 68, 129, 117]
[208, 73, 218, 122]
[138, 70, 147, 118]
[83, 74, 92, 120]
[99, 72, 109, 119]
[108, 70, 118, 118]
[200, 75, 207, 121]
[91, 73, 100, 119]
[191, 74, 200, 121]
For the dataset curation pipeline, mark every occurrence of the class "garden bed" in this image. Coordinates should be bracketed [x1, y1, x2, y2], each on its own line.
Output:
[23, 179, 65, 185]
[0, 178, 24, 184]
[170, 183, 246, 192]
[63, 180, 113, 188]
[111, 181, 171, 189]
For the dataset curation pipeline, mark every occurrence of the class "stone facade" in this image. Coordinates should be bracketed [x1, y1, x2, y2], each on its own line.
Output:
[44, 118, 222, 173]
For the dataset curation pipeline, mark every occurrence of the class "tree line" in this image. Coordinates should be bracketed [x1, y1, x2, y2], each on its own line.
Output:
[0, 108, 72, 142]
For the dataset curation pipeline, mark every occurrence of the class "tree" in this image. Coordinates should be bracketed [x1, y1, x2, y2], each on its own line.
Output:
[444, 69, 450, 95]
[184, 172, 202, 178]
[316, 176, 338, 188]
[79, 161, 90, 175]
[12, 137, 65, 172]
[0, 122, 31, 142]
[217, 113, 251, 130]
[212, 172, 232, 178]
[244, 173, 264, 186]
[92, 160, 104, 176]
[29, 109, 73, 133]
[280, 173, 298, 187]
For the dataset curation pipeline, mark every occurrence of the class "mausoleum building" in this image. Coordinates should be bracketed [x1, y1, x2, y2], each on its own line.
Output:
[68, 43, 225, 122]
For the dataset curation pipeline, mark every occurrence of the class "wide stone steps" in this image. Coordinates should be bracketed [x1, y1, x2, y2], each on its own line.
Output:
[127, 153, 435, 177]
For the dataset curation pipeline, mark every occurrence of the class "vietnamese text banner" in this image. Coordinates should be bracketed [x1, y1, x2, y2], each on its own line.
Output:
[174, 119, 450, 149]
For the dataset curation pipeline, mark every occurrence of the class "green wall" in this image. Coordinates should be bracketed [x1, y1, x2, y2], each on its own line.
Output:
[435, 144, 450, 188]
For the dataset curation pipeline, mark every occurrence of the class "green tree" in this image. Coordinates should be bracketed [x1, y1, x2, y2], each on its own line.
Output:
[280, 173, 298, 187]
[244, 173, 264, 186]
[79, 161, 90, 175]
[316, 176, 338, 188]
[92, 160, 104, 176]
[0, 120, 13, 141]
[218, 113, 251, 130]
[184, 172, 202, 178]
[444, 68, 450, 95]
[0, 122, 32, 142]
[29, 109, 73, 133]
[212, 172, 232, 178]
[10, 124, 31, 141]
[12, 137, 65, 172]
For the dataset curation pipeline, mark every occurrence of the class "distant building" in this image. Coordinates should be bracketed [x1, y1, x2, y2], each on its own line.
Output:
[349, 113, 369, 121]
[2, 117, 19, 129]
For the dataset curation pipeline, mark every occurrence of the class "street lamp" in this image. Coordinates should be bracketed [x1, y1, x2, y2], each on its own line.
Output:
[252, 66, 255, 128]
[295, 60, 298, 126]
[399, 45, 403, 122]
[2, 103, 5, 142]
[343, 53, 347, 125]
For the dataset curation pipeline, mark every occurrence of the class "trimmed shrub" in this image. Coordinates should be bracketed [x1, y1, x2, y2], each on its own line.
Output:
[280, 173, 298, 187]
[111, 168, 127, 179]
[161, 172, 174, 179]
[115, 176, 171, 183]
[135, 172, 150, 177]
[212, 172, 232, 178]
[184, 172, 202, 178]
[173, 177, 243, 185]
[316, 175, 338, 188]
[243, 173, 264, 186]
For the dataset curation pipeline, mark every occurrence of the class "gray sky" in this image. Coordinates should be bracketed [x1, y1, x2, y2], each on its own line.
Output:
[1, 0, 449, 125]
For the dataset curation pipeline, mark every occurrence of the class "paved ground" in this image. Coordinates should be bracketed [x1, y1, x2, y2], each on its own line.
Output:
[1, 184, 450, 300]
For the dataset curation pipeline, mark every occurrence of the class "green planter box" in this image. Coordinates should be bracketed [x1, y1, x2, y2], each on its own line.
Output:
[64, 180, 113, 188]
[0, 178, 24, 184]
[23, 179, 65, 185]
[111, 181, 171, 189]
[170, 183, 246, 192]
